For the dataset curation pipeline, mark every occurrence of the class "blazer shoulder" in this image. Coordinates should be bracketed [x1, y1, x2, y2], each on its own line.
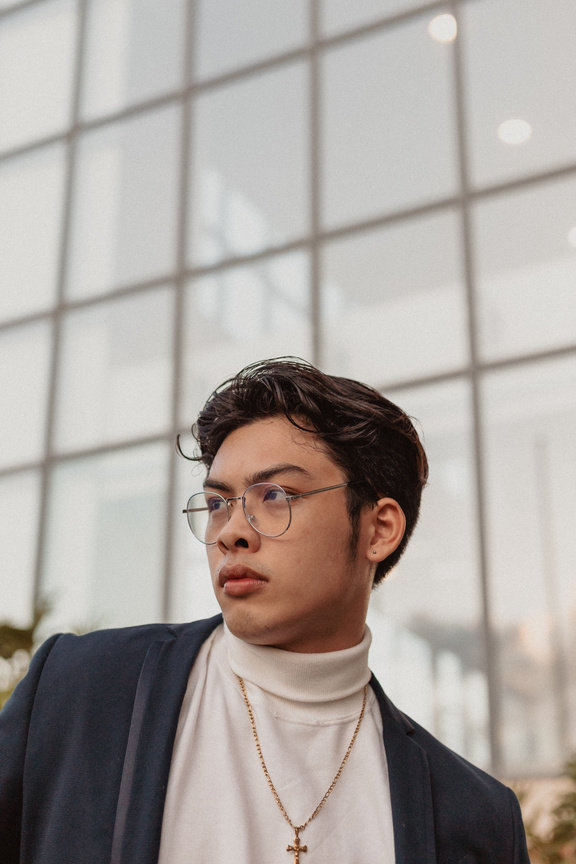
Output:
[371, 672, 509, 801]
[40, 613, 223, 680]
[371, 674, 529, 862]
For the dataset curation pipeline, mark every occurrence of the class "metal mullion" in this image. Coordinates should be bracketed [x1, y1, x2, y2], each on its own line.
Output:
[471, 160, 576, 201]
[190, 46, 309, 95]
[0, 310, 54, 333]
[452, 0, 502, 776]
[0, 461, 46, 479]
[479, 343, 576, 373]
[317, 0, 447, 51]
[376, 366, 471, 395]
[67, 89, 183, 136]
[32, 433, 171, 468]
[361, 338, 576, 395]
[0, 132, 71, 165]
[0, 0, 45, 21]
[310, 0, 321, 365]
[187, 237, 310, 278]
[161, 0, 197, 623]
[32, 0, 88, 613]
[320, 195, 460, 243]
[49, 276, 173, 314]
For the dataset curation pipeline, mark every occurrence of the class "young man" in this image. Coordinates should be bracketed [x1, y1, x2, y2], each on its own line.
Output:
[0, 358, 528, 863]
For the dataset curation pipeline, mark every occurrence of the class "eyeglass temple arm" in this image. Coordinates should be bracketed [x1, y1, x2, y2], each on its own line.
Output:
[286, 482, 350, 502]
[183, 483, 351, 512]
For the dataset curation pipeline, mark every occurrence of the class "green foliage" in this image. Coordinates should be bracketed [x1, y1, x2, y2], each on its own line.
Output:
[0, 602, 49, 709]
[520, 757, 576, 864]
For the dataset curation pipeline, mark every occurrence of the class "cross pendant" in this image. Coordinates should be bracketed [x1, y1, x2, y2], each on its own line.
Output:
[286, 829, 307, 863]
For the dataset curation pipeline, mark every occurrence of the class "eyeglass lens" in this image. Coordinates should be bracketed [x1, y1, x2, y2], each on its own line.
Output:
[185, 483, 291, 544]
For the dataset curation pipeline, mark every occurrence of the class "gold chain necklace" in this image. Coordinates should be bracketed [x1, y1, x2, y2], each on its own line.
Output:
[236, 674, 368, 863]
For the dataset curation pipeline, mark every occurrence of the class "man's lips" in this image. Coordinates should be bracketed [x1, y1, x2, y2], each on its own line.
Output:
[218, 565, 268, 596]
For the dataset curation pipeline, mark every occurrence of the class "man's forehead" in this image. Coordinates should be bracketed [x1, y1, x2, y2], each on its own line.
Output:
[216, 415, 325, 453]
[206, 416, 339, 484]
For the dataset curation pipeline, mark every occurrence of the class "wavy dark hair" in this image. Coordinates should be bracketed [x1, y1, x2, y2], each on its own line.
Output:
[183, 358, 428, 584]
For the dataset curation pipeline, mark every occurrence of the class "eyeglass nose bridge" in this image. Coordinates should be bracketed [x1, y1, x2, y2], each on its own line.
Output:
[216, 492, 260, 535]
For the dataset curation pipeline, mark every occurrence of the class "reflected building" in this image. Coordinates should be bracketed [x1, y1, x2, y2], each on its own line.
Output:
[1, 0, 575, 779]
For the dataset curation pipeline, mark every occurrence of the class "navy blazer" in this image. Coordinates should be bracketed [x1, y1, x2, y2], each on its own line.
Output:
[0, 615, 529, 864]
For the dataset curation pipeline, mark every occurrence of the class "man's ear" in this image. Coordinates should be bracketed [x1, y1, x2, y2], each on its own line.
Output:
[365, 498, 406, 563]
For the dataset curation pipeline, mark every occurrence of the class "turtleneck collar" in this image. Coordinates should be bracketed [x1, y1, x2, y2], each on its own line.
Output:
[223, 623, 372, 706]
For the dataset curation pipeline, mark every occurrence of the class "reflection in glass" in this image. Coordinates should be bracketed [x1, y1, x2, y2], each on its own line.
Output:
[66, 104, 180, 299]
[54, 288, 173, 452]
[80, 0, 186, 120]
[483, 358, 576, 773]
[368, 379, 489, 767]
[463, 0, 576, 187]
[0, 0, 76, 153]
[189, 64, 309, 266]
[180, 251, 311, 426]
[40, 443, 169, 635]
[474, 176, 576, 361]
[0, 321, 51, 469]
[0, 471, 40, 627]
[321, 15, 458, 228]
[322, 210, 467, 386]
[321, 0, 423, 36]
[0, 144, 65, 323]
[196, 0, 307, 79]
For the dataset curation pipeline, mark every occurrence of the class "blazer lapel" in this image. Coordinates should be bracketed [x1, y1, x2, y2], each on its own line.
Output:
[111, 614, 223, 864]
[370, 674, 437, 864]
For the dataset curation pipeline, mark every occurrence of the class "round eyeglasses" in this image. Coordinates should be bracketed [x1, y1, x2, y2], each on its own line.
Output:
[183, 481, 350, 545]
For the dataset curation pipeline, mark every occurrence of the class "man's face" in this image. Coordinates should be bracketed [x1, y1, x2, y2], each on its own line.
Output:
[204, 415, 377, 652]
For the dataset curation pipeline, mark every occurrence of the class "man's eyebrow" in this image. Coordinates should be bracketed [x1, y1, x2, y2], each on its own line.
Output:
[203, 464, 313, 491]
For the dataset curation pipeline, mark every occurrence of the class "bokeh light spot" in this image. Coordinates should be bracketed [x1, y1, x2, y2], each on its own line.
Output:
[497, 119, 532, 145]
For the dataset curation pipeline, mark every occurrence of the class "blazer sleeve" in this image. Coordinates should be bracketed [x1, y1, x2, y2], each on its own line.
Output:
[0, 634, 62, 864]
[508, 786, 531, 864]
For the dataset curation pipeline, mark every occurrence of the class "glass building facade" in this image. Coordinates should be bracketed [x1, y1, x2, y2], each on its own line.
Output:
[1, 0, 575, 778]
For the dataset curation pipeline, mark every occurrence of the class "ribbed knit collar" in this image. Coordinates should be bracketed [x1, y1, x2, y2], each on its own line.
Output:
[224, 623, 372, 707]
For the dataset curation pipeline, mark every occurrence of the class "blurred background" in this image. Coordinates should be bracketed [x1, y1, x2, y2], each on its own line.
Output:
[1, 0, 575, 784]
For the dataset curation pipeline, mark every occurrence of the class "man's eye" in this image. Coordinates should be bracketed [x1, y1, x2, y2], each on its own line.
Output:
[207, 497, 225, 513]
[263, 487, 286, 502]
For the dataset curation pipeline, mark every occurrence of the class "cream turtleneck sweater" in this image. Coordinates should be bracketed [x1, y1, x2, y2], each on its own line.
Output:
[158, 623, 395, 863]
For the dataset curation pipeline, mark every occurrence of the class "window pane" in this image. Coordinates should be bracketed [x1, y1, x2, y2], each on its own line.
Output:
[322, 210, 468, 385]
[321, 13, 458, 228]
[40, 443, 169, 635]
[80, 0, 186, 121]
[169, 456, 219, 624]
[0, 321, 51, 469]
[0, 0, 77, 153]
[189, 64, 309, 266]
[483, 358, 576, 774]
[0, 144, 65, 323]
[474, 176, 576, 361]
[0, 470, 40, 627]
[321, 0, 425, 36]
[368, 380, 489, 767]
[196, 0, 307, 78]
[179, 251, 311, 425]
[54, 288, 173, 452]
[66, 104, 180, 300]
[463, 0, 576, 188]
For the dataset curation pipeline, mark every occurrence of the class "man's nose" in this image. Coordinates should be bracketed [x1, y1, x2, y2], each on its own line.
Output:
[216, 498, 260, 551]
